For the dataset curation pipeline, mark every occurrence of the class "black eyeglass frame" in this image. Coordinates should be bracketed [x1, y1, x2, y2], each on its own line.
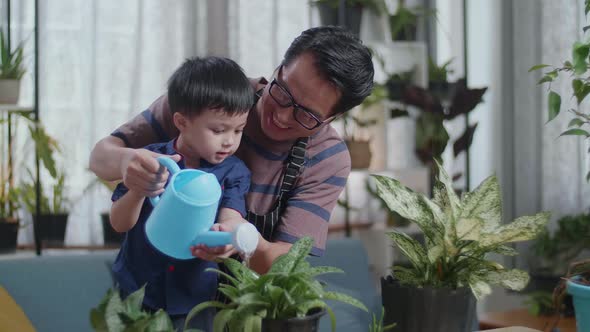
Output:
[267, 70, 338, 130]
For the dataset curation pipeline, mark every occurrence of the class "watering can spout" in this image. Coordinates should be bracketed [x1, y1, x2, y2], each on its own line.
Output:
[194, 223, 259, 254]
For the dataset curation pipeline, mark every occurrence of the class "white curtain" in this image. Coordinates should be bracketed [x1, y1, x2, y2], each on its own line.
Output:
[4, 0, 311, 246]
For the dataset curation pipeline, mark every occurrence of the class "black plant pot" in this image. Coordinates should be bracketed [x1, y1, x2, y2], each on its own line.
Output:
[317, 3, 362, 36]
[386, 79, 410, 101]
[39, 213, 68, 246]
[101, 212, 124, 245]
[0, 219, 19, 253]
[262, 308, 325, 332]
[381, 276, 476, 332]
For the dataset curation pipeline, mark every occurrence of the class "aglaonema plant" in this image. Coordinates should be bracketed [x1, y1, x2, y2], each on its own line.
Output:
[90, 285, 203, 332]
[185, 236, 368, 332]
[371, 160, 550, 300]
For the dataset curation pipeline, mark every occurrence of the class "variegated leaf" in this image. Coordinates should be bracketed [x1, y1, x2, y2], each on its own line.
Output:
[483, 269, 530, 291]
[489, 245, 519, 256]
[373, 175, 444, 238]
[387, 231, 428, 269]
[269, 237, 313, 274]
[392, 266, 421, 286]
[434, 159, 462, 219]
[460, 175, 502, 228]
[456, 217, 484, 241]
[469, 279, 492, 301]
[480, 212, 550, 246]
[427, 244, 444, 264]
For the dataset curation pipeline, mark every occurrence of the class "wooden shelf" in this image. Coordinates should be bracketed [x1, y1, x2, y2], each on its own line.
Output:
[0, 105, 34, 113]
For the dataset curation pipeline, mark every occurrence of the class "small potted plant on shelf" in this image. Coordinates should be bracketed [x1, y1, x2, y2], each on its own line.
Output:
[0, 168, 20, 253]
[311, 0, 386, 36]
[388, 0, 436, 41]
[428, 57, 455, 102]
[19, 168, 70, 246]
[372, 160, 550, 332]
[185, 236, 368, 332]
[0, 30, 26, 104]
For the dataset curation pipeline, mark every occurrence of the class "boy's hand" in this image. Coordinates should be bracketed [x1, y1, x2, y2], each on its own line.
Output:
[120, 149, 180, 197]
[190, 223, 239, 261]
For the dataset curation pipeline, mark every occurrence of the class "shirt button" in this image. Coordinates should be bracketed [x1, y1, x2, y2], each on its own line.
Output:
[168, 265, 175, 272]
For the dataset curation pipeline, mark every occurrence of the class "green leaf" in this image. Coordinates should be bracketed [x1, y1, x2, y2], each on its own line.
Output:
[269, 237, 313, 274]
[568, 118, 586, 128]
[149, 309, 174, 331]
[185, 301, 228, 331]
[123, 285, 145, 313]
[460, 175, 502, 228]
[547, 91, 561, 123]
[572, 79, 590, 104]
[528, 64, 550, 72]
[559, 128, 590, 137]
[573, 42, 590, 75]
[104, 290, 125, 332]
[212, 308, 235, 332]
[323, 291, 368, 312]
[490, 245, 519, 256]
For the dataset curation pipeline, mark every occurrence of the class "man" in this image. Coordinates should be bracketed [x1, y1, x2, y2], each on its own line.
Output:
[90, 26, 374, 274]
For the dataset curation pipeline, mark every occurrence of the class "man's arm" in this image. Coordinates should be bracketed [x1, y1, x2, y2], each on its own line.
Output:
[89, 135, 179, 197]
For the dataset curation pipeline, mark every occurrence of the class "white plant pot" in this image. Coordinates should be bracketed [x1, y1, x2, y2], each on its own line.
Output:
[0, 79, 21, 104]
[386, 116, 421, 169]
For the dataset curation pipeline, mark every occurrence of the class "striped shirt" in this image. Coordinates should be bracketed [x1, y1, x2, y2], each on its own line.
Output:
[111, 78, 351, 255]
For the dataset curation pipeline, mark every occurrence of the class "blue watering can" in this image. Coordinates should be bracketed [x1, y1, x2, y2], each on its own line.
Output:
[145, 156, 259, 260]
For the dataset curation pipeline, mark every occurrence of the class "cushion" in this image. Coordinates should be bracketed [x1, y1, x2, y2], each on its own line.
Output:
[0, 286, 36, 332]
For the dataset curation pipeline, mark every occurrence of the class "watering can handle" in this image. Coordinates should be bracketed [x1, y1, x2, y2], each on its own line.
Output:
[148, 156, 181, 206]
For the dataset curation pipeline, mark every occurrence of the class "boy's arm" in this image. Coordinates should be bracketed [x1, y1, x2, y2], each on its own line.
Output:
[110, 190, 146, 233]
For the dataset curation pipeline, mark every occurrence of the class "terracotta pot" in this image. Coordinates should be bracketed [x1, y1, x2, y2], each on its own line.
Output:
[345, 140, 371, 169]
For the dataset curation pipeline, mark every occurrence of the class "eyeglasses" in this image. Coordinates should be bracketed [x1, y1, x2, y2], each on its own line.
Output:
[268, 73, 335, 130]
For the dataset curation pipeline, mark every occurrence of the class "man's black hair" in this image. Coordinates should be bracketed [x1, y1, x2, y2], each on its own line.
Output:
[282, 26, 374, 115]
[167, 56, 254, 117]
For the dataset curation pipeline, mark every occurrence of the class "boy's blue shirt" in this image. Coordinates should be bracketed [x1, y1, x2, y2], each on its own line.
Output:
[111, 139, 251, 315]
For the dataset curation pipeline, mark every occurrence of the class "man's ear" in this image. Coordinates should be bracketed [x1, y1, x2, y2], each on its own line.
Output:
[173, 112, 186, 131]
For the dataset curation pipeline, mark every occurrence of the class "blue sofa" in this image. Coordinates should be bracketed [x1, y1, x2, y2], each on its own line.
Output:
[0, 238, 379, 332]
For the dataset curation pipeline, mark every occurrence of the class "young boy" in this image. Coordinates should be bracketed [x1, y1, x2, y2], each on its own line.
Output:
[109, 56, 254, 330]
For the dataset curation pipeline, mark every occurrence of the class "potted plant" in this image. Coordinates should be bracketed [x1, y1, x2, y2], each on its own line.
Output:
[371, 160, 550, 332]
[549, 260, 590, 332]
[0, 166, 20, 252]
[19, 167, 70, 246]
[0, 30, 26, 104]
[311, 0, 386, 36]
[428, 57, 455, 102]
[402, 79, 487, 192]
[91, 286, 184, 332]
[388, 0, 436, 41]
[185, 236, 368, 332]
[385, 69, 414, 102]
[529, 0, 590, 182]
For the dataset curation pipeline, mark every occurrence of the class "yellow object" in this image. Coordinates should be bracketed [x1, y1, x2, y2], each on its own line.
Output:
[0, 286, 36, 332]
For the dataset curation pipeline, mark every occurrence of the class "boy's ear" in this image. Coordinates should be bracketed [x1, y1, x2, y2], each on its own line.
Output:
[172, 112, 186, 131]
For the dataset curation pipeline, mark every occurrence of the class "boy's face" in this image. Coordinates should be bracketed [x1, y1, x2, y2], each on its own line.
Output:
[174, 109, 249, 165]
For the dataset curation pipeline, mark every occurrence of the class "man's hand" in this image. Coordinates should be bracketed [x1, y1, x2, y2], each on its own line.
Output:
[120, 149, 180, 197]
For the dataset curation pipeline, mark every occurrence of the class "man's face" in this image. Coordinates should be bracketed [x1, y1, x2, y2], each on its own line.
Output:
[258, 52, 341, 142]
[174, 109, 249, 165]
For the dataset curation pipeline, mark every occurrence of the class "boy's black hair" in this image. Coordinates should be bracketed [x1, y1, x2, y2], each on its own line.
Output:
[282, 26, 374, 115]
[167, 56, 254, 117]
